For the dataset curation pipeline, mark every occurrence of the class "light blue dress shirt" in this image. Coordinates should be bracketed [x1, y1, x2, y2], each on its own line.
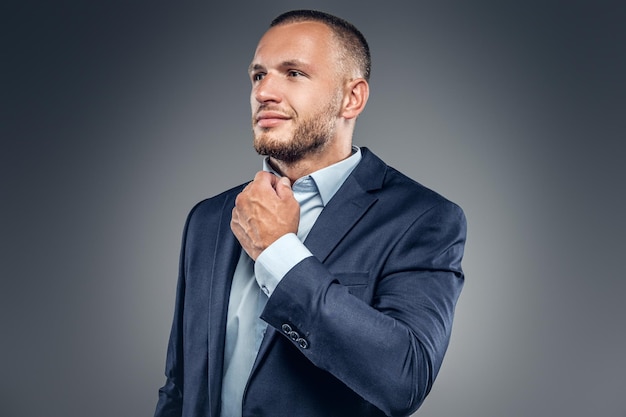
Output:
[220, 147, 362, 417]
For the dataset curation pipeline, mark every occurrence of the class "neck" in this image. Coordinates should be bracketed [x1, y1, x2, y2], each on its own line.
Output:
[269, 141, 353, 183]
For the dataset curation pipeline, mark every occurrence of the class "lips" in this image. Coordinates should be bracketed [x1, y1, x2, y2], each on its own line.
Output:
[255, 111, 291, 128]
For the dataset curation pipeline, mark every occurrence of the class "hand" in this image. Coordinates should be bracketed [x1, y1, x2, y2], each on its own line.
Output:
[231, 171, 300, 260]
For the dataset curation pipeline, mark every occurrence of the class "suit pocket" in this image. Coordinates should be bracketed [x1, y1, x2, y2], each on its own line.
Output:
[334, 272, 369, 299]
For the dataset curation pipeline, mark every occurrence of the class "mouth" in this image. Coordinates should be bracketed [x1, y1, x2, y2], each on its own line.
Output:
[255, 111, 291, 128]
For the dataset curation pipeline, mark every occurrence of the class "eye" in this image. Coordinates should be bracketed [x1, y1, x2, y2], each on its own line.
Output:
[287, 70, 304, 78]
[252, 72, 265, 82]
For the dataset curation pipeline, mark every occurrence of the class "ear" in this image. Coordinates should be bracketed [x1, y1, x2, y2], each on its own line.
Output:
[341, 78, 369, 120]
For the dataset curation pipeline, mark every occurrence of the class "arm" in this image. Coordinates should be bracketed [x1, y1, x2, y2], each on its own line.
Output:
[260, 202, 466, 416]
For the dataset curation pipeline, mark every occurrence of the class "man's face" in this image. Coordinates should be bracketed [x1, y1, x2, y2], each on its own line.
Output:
[249, 22, 344, 163]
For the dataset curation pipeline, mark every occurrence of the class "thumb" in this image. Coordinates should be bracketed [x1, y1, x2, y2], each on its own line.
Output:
[279, 176, 291, 188]
[275, 176, 293, 198]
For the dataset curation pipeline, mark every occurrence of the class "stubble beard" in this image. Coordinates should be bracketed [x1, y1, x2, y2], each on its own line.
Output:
[253, 98, 340, 164]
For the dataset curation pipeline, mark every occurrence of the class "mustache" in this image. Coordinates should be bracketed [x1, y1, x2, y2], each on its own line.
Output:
[254, 105, 297, 119]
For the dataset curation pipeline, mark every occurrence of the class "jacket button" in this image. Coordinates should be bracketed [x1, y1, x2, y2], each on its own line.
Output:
[288, 331, 300, 341]
[281, 324, 292, 334]
[296, 338, 309, 349]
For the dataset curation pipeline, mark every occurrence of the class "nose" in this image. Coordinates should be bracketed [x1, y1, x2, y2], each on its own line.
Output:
[253, 73, 281, 104]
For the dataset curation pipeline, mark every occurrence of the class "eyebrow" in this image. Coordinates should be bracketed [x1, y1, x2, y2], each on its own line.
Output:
[248, 63, 264, 74]
[248, 60, 310, 74]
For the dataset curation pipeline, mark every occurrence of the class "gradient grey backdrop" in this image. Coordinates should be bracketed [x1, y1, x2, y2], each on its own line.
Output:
[3, 1, 625, 416]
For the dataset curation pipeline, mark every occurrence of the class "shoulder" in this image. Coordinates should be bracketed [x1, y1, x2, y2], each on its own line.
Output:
[359, 147, 464, 217]
[192, 183, 246, 213]
[183, 182, 247, 231]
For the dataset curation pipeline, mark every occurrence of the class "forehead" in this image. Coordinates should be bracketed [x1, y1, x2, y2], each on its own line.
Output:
[252, 21, 336, 66]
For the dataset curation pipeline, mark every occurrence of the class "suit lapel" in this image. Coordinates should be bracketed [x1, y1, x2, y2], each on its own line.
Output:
[306, 148, 386, 262]
[207, 189, 242, 416]
[304, 174, 378, 262]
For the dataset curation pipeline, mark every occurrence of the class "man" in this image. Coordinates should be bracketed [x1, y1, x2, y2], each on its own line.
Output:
[155, 9, 466, 417]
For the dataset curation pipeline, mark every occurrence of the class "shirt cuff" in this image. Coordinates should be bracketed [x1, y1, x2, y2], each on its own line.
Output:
[254, 233, 313, 297]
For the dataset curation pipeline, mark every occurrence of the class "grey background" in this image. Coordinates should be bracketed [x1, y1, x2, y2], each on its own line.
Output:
[2, 1, 625, 416]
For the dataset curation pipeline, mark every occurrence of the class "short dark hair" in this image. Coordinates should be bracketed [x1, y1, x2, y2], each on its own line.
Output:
[270, 10, 371, 82]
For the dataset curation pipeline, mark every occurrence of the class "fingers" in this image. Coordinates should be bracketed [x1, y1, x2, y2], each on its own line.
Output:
[254, 171, 275, 186]
[249, 171, 293, 200]
[275, 176, 293, 199]
[230, 173, 298, 261]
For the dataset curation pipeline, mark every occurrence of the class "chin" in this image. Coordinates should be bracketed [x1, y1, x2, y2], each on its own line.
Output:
[254, 130, 290, 149]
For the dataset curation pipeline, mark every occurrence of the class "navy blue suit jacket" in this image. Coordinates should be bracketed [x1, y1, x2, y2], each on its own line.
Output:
[155, 148, 466, 417]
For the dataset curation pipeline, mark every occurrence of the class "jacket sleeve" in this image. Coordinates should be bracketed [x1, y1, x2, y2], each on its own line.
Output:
[259, 201, 466, 416]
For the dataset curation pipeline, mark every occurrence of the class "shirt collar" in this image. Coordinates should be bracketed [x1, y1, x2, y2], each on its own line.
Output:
[262, 146, 362, 206]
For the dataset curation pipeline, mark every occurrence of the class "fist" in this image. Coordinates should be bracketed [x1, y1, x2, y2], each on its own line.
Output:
[230, 171, 300, 260]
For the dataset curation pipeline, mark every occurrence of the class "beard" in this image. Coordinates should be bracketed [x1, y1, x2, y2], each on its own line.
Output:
[253, 96, 341, 164]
